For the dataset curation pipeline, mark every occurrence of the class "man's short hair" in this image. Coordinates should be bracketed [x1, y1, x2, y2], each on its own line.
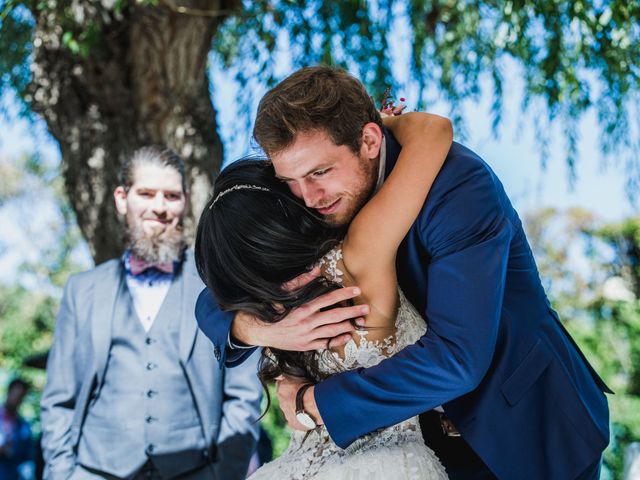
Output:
[8, 377, 30, 393]
[253, 66, 382, 156]
[119, 146, 187, 193]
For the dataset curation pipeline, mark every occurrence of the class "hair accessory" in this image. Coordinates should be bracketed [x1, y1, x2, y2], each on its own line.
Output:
[209, 184, 271, 209]
[380, 87, 406, 117]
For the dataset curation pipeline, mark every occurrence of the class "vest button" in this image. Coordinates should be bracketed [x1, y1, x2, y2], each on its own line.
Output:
[147, 444, 155, 453]
[146, 362, 157, 370]
[145, 337, 154, 345]
[147, 389, 158, 398]
[145, 415, 157, 424]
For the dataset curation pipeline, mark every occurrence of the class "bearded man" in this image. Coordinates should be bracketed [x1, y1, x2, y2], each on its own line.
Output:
[41, 146, 262, 480]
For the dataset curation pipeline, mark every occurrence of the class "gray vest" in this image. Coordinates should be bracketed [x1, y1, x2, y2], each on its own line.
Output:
[77, 274, 206, 477]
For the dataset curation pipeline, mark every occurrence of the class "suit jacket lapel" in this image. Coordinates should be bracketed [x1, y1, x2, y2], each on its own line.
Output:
[91, 260, 122, 387]
[179, 252, 199, 364]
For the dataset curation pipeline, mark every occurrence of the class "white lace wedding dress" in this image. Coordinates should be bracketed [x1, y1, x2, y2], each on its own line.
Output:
[249, 247, 448, 480]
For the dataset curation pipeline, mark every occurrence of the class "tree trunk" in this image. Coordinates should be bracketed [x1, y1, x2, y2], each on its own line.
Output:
[29, 1, 238, 264]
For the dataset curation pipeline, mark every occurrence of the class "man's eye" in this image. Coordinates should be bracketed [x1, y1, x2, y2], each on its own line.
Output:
[312, 169, 330, 177]
[166, 194, 182, 201]
[139, 191, 153, 197]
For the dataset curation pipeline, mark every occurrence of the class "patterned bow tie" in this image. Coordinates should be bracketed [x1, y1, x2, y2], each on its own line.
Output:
[128, 255, 174, 276]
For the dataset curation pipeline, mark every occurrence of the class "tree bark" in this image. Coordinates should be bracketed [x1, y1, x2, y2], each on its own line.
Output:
[29, 1, 238, 264]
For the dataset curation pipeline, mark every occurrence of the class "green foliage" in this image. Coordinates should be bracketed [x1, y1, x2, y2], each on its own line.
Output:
[216, 0, 640, 182]
[0, 283, 68, 431]
[0, 285, 55, 370]
[569, 306, 632, 395]
[0, 152, 87, 369]
[1, 0, 639, 183]
[260, 384, 291, 458]
[0, 151, 89, 431]
[606, 394, 640, 477]
[1, 153, 87, 287]
[585, 218, 640, 396]
[0, 1, 33, 114]
[524, 207, 600, 322]
[591, 218, 640, 299]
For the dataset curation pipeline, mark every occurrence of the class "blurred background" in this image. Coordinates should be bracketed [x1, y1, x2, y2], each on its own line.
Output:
[1, 0, 639, 478]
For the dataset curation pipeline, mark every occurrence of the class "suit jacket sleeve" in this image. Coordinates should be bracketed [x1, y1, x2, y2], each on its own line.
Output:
[213, 350, 262, 480]
[41, 277, 81, 480]
[195, 288, 258, 368]
[314, 152, 513, 448]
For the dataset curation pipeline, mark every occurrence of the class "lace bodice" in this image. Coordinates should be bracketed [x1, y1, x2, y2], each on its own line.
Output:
[316, 246, 427, 374]
[247, 247, 446, 479]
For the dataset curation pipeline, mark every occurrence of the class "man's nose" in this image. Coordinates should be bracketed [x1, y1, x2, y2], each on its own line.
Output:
[299, 181, 322, 208]
[151, 192, 167, 212]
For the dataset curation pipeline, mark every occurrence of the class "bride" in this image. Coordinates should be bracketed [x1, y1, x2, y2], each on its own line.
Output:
[195, 111, 452, 479]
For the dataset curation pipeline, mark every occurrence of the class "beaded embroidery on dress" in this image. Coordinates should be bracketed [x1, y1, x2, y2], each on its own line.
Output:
[249, 246, 448, 480]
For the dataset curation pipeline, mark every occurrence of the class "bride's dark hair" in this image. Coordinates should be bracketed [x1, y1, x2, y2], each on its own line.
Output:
[195, 159, 346, 389]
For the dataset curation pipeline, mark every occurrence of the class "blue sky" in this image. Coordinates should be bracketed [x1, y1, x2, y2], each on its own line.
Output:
[0, 54, 636, 284]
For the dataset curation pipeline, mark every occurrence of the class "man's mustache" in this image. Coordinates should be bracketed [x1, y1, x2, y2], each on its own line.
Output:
[141, 217, 184, 231]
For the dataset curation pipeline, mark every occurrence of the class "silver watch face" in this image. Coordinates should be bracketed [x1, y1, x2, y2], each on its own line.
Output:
[296, 411, 317, 429]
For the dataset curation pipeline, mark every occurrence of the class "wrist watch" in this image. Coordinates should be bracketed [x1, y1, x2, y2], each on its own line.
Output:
[295, 383, 317, 429]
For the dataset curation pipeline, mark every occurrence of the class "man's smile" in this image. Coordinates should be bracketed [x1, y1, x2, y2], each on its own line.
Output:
[315, 198, 341, 215]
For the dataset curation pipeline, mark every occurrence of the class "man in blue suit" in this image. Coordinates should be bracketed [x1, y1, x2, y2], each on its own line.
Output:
[196, 66, 611, 479]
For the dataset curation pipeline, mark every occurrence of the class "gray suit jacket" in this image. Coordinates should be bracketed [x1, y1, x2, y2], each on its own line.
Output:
[41, 251, 262, 480]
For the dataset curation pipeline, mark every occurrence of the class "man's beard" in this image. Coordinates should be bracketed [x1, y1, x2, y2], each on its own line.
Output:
[322, 156, 378, 227]
[126, 221, 186, 264]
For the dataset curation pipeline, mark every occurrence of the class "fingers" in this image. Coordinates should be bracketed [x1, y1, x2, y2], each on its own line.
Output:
[311, 304, 369, 328]
[282, 265, 322, 291]
[232, 310, 265, 346]
[310, 320, 355, 343]
[380, 107, 394, 117]
[380, 98, 406, 117]
[392, 104, 406, 115]
[307, 331, 357, 351]
[328, 333, 353, 349]
[259, 286, 365, 352]
[302, 287, 362, 314]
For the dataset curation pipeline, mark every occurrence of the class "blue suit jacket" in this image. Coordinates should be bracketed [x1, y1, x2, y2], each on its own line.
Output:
[196, 135, 611, 479]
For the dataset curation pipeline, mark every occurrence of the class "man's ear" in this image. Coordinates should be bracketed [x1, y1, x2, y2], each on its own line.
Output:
[360, 122, 383, 160]
[114, 186, 128, 215]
